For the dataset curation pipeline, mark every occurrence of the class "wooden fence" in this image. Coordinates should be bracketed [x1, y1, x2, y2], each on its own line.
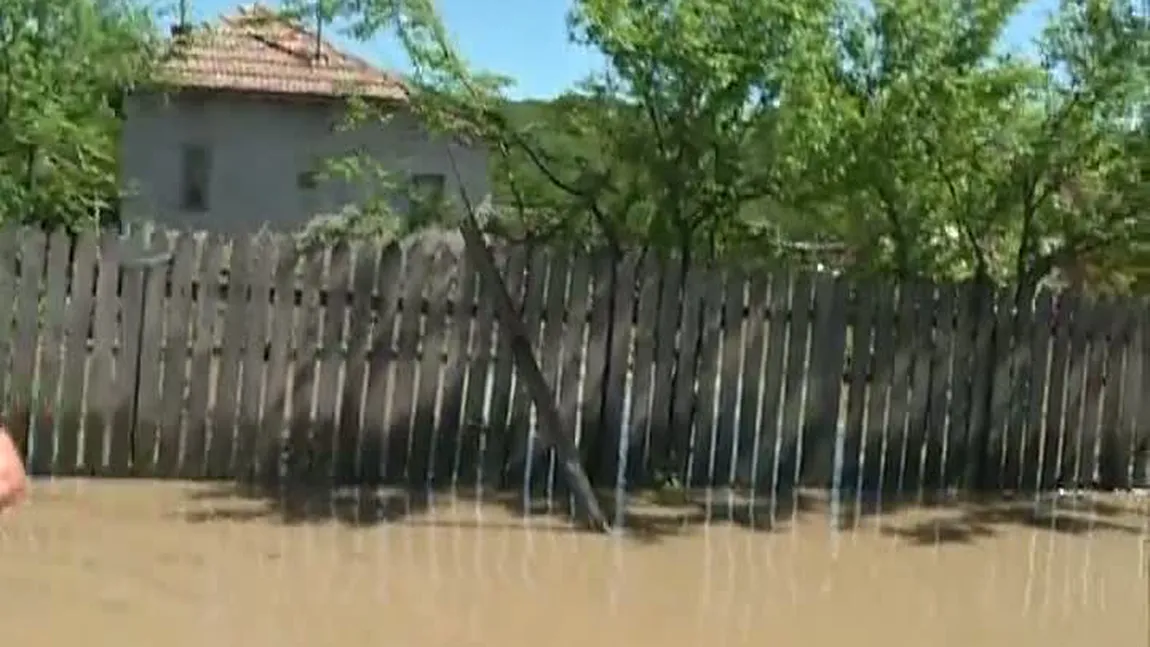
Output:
[0, 225, 1146, 494]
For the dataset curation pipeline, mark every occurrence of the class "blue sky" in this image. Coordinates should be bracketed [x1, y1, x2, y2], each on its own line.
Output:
[180, 0, 1060, 99]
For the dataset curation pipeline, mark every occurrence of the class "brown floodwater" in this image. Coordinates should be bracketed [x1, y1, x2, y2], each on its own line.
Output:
[1, 479, 1147, 647]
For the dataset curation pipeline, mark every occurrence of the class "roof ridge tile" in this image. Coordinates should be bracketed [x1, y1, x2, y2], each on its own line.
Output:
[159, 4, 407, 101]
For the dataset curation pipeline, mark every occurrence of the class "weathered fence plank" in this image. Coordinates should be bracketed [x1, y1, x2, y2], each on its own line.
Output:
[433, 250, 476, 486]
[983, 290, 1015, 489]
[9, 230, 46, 458]
[30, 230, 70, 473]
[287, 249, 323, 483]
[712, 268, 746, 488]
[902, 283, 935, 492]
[57, 232, 98, 474]
[964, 286, 995, 489]
[85, 232, 121, 473]
[732, 273, 768, 487]
[883, 283, 916, 492]
[688, 268, 722, 487]
[646, 256, 682, 485]
[109, 229, 147, 475]
[131, 234, 169, 475]
[410, 247, 450, 488]
[208, 238, 249, 478]
[182, 237, 223, 479]
[597, 252, 637, 485]
[579, 252, 613, 474]
[668, 265, 706, 484]
[1040, 293, 1074, 489]
[1060, 296, 1092, 486]
[336, 243, 380, 485]
[943, 283, 975, 487]
[455, 245, 494, 488]
[622, 255, 660, 486]
[800, 274, 848, 487]
[922, 283, 956, 489]
[0, 228, 18, 420]
[1001, 290, 1034, 490]
[842, 279, 876, 492]
[1097, 301, 1130, 488]
[360, 244, 402, 485]
[822, 276, 851, 485]
[799, 273, 834, 486]
[156, 234, 197, 477]
[259, 239, 297, 485]
[1117, 302, 1143, 486]
[527, 251, 570, 492]
[1136, 303, 1150, 481]
[234, 235, 275, 482]
[777, 273, 814, 491]
[482, 247, 525, 485]
[313, 242, 351, 486]
[861, 283, 896, 491]
[1077, 301, 1108, 487]
[754, 272, 791, 493]
[1020, 292, 1053, 489]
[551, 253, 591, 501]
[504, 248, 548, 486]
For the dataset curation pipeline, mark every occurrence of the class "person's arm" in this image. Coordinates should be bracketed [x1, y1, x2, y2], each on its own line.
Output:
[0, 425, 27, 510]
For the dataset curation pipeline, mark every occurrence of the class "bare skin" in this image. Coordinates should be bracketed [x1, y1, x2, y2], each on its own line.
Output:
[0, 426, 27, 511]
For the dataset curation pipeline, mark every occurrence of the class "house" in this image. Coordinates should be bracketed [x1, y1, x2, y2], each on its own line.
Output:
[118, 4, 490, 234]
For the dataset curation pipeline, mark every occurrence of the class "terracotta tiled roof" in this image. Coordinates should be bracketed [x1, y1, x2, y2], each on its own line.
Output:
[159, 3, 406, 101]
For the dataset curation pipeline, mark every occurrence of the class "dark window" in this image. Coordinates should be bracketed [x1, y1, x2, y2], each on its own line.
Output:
[410, 173, 446, 205]
[180, 144, 211, 212]
[297, 170, 320, 190]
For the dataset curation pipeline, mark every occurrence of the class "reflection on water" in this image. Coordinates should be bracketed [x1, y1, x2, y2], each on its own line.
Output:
[1, 480, 1147, 647]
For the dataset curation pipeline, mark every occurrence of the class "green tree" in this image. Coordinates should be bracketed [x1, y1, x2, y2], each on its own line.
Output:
[286, 0, 842, 263]
[0, 0, 161, 231]
[281, 0, 1147, 291]
[795, 0, 1148, 288]
[498, 0, 842, 262]
[494, 0, 1147, 288]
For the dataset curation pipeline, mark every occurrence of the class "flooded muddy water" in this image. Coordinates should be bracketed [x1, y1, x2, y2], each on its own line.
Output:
[1, 480, 1147, 647]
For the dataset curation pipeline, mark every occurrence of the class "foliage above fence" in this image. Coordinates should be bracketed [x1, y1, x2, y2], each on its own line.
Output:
[0, 225, 1147, 494]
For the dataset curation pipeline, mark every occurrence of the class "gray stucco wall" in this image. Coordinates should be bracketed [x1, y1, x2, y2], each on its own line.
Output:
[118, 90, 491, 234]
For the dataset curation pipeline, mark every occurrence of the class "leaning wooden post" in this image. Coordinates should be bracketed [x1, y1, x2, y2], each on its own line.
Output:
[456, 210, 610, 533]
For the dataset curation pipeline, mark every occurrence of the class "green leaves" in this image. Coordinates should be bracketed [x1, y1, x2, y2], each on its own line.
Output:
[0, 0, 162, 230]
[789, 0, 1148, 287]
[279, 0, 1146, 292]
[558, 0, 841, 256]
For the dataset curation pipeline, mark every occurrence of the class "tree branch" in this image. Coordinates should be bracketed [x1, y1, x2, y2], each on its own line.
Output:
[874, 182, 913, 277]
[1010, 164, 1051, 295]
[1023, 206, 1136, 288]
